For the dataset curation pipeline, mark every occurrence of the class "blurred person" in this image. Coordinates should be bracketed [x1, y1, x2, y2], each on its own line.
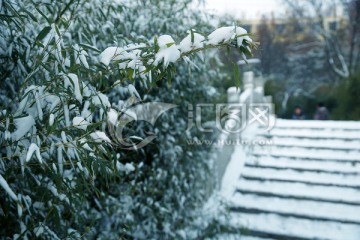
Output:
[292, 106, 306, 120]
[314, 102, 330, 120]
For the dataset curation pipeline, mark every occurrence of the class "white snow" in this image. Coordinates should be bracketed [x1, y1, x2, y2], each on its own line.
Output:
[0, 174, 18, 201]
[90, 131, 111, 143]
[74, 44, 89, 69]
[57, 146, 63, 174]
[77, 161, 84, 171]
[26, 143, 43, 163]
[47, 95, 60, 113]
[17, 201, 22, 217]
[153, 35, 181, 67]
[99, 44, 146, 66]
[61, 131, 67, 143]
[253, 148, 360, 161]
[271, 137, 360, 151]
[107, 108, 118, 125]
[248, 156, 360, 174]
[179, 31, 205, 53]
[128, 84, 141, 99]
[63, 104, 70, 127]
[207, 26, 250, 46]
[12, 115, 35, 141]
[92, 92, 110, 107]
[116, 162, 135, 173]
[99, 47, 122, 66]
[79, 138, 93, 151]
[34, 226, 44, 237]
[220, 146, 247, 198]
[35, 91, 43, 121]
[72, 116, 89, 130]
[242, 167, 360, 188]
[275, 119, 360, 129]
[236, 178, 360, 203]
[228, 212, 360, 240]
[266, 128, 360, 140]
[125, 163, 135, 173]
[230, 193, 360, 223]
[217, 117, 360, 239]
[239, 88, 252, 103]
[81, 100, 91, 120]
[67, 73, 82, 103]
[49, 113, 55, 126]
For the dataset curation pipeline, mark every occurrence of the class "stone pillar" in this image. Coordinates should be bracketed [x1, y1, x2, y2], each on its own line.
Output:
[243, 71, 254, 104]
[227, 87, 241, 103]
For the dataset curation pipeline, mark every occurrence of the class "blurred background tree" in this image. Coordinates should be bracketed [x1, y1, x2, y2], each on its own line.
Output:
[247, 0, 360, 119]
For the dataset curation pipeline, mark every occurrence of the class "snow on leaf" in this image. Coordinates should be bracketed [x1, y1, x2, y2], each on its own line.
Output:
[99, 47, 124, 66]
[207, 26, 250, 47]
[116, 162, 135, 173]
[67, 73, 83, 103]
[207, 27, 235, 45]
[79, 138, 93, 151]
[235, 27, 252, 47]
[34, 226, 44, 237]
[74, 44, 89, 69]
[72, 116, 89, 130]
[63, 104, 70, 127]
[128, 84, 141, 99]
[179, 32, 205, 53]
[90, 131, 111, 143]
[35, 91, 43, 121]
[125, 163, 135, 173]
[154, 35, 180, 67]
[49, 113, 55, 126]
[0, 174, 18, 201]
[26, 143, 43, 163]
[47, 95, 60, 113]
[92, 92, 110, 107]
[107, 108, 118, 125]
[12, 115, 35, 141]
[100, 44, 146, 68]
[57, 145, 63, 174]
[17, 200, 22, 217]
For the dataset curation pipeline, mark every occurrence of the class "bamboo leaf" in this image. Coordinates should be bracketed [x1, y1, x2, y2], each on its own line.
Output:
[36, 26, 51, 42]
[234, 64, 240, 90]
[190, 29, 194, 43]
[79, 43, 101, 53]
[22, 9, 38, 22]
[167, 69, 172, 87]
[35, 7, 50, 24]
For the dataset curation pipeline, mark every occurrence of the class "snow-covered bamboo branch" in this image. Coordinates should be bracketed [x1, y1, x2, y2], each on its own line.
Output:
[99, 26, 256, 76]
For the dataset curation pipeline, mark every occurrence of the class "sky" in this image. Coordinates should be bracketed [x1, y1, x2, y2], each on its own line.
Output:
[205, 0, 284, 20]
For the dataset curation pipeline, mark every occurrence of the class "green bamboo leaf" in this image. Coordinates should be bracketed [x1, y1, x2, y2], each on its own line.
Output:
[54, 25, 61, 37]
[35, 7, 50, 24]
[128, 69, 134, 79]
[36, 26, 51, 42]
[167, 69, 172, 87]
[234, 64, 240, 90]
[79, 43, 101, 53]
[22, 9, 38, 22]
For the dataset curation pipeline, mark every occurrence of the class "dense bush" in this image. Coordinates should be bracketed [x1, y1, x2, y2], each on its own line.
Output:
[0, 0, 254, 238]
[332, 68, 360, 120]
